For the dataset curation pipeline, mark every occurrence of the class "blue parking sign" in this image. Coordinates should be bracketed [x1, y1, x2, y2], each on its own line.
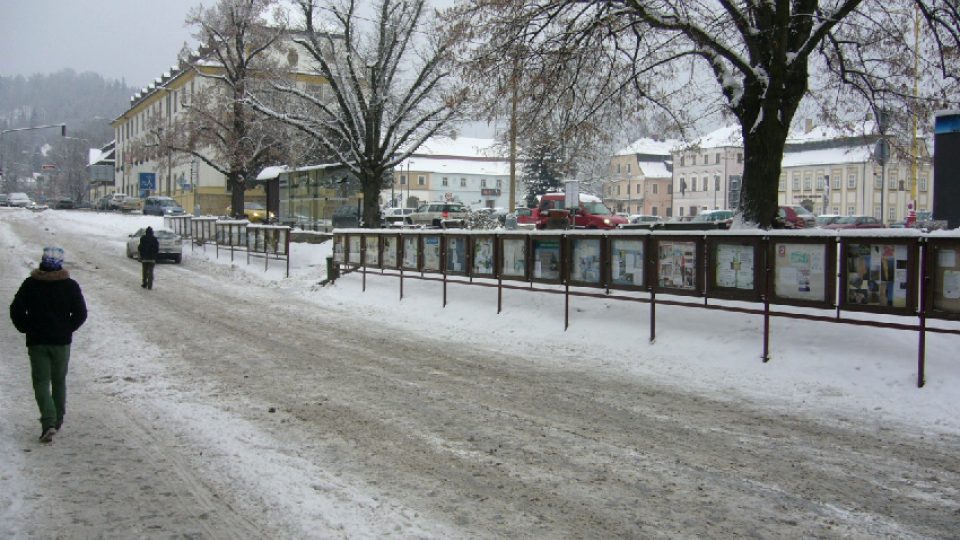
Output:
[139, 172, 156, 191]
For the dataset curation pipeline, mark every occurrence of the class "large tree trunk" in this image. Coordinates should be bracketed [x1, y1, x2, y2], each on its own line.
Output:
[229, 172, 246, 219]
[739, 117, 788, 229]
[361, 169, 383, 228]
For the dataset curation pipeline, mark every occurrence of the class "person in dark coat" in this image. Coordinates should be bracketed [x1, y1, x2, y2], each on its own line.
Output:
[9, 246, 88, 443]
[138, 226, 160, 289]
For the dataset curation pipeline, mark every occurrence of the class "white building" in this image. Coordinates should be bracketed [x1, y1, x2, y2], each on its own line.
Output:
[671, 125, 745, 219]
[386, 137, 523, 210]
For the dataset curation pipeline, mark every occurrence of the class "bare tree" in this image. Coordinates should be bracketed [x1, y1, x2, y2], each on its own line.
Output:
[448, 1, 960, 227]
[248, 0, 466, 228]
[158, 0, 291, 218]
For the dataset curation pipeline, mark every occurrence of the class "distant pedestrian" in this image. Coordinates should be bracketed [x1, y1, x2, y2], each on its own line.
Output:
[9, 246, 88, 443]
[138, 226, 159, 289]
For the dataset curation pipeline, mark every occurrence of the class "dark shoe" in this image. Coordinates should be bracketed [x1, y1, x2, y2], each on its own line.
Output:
[141, 283, 147, 288]
[39, 427, 57, 443]
[56, 418, 63, 430]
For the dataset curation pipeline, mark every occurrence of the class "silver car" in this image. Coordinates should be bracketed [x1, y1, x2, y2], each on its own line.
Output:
[126, 228, 183, 263]
[406, 202, 469, 228]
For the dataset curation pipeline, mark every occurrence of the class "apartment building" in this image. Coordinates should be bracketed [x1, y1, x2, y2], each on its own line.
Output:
[602, 138, 677, 217]
[671, 125, 744, 219]
[778, 126, 933, 223]
[111, 35, 327, 215]
[386, 137, 521, 210]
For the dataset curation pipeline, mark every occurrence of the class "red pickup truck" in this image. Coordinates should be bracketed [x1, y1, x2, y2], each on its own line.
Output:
[536, 193, 627, 229]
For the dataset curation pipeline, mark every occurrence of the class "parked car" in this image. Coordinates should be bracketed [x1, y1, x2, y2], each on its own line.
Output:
[52, 197, 75, 209]
[382, 207, 415, 227]
[536, 193, 627, 229]
[331, 205, 362, 228]
[776, 205, 816, 228]
[406, 202, 470, 228]
[8, 192, 33, 207]
[513, 207, 540, 227]
[95, 195, 112, 211]
[691, 209, 734, 228]
[0, 194, 9, 206]
[143, 196, 186, 216]
[822, 215, 886, 230]
[119, 195, 142, 213]
[815, 214, 842, 227]
[126, 227, 183, 263]
[225, 201, 274, 222]
[109, 192, 128, 210]
[627, 214, 665, 225]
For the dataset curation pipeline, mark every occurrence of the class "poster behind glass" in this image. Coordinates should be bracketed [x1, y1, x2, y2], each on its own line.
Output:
[402, 236, 419, 270]
[501, 238, 527, 279]
[446, 236, 467, 274]
[931, 243, 960, 316]
[473, 236, 496, 276]
[570, 238, 602, 285]
[610, 239, 644, 288]
[844, 242, 910, 309]
[532, 238, 562, 281]
[333, 235, 344, 263]
[348, 235, 361, 264]
[382, 236, 398, 268]
[423, 235, 442, 272]
[773, 242, 827, 302]
[363, 235, 379, 266]
[715, 243, 755, 290]
[657, 241, 697, 290]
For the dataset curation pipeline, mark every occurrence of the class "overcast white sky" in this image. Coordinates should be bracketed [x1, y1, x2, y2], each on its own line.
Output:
[0, 0, 206, 88]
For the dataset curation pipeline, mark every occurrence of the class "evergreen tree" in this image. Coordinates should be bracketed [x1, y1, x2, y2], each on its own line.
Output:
[521, 142, 563, 207]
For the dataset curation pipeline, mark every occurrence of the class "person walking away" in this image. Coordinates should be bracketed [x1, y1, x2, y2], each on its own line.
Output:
[9, 247, 88, 443]
[138, 226, 160, 289]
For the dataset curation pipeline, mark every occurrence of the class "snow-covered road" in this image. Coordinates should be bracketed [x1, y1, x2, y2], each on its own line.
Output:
[2, 208, 958, 538]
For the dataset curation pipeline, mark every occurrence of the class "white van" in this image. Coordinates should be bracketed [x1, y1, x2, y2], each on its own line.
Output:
[8, 192, 33, 207]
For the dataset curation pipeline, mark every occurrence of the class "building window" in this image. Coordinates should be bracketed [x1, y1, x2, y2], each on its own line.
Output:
[666, 207, 673, 218]
[736, 153, 743, 163]
[481, 179, 487, 188]
[888, 171, 898, 189]
[460, 178, 467, 187]
[679, 207, 684, 217]
[919, 175, 928, 191]
[888, 207, 897, 221]
[874, 173, 882, 189]
[442, 177, 448, 187]
[626, 163, 631, 174]
[848, 206, 855, 215]
[652, 184, 658, 194]
[616, 163, 621, 174]
[496, 179, 502, 188]
[418, 175, 425, 186]
[667, 183, 673, 194]
[778, 177, 786, 192]
[847, 173, 857, 189]
[690, 176, 697, 191]
[715, 153, 721, 164]
[400, 175, 407, 185]
[803, 174, 812, 191]
[714, 175, 720, 191]
[652, 207, 658, 216]
[816, 175, 825, 190]
[792, 175, 800, 191]
[874, 206, 881, 219]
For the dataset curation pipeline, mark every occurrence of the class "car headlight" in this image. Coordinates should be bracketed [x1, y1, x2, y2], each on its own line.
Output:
[604, 218, 611, 225]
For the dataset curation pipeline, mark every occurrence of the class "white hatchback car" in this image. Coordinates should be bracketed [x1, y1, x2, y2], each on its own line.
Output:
[126, 228, 183, 263]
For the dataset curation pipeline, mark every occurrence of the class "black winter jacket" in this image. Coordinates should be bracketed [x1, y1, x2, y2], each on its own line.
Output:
[138, 232, 160, 261]
[9, 269, 88, 346]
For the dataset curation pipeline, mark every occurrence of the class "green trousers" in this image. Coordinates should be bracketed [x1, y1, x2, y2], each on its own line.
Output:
[28, 344, 71, 430]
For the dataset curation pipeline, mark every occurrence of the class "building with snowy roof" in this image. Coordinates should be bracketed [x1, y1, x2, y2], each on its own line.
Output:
[601, 138, 679, 218]
[670, 125, 745, 220]
[110, 32, 330, 216]
[384, 137, 523, 211]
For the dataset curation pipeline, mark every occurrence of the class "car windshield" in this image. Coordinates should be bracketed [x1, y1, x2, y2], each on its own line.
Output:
[793, 207, 815, 216]
[245, 202, 265, 210]
[159, 199, 180, 207]
[581, 201, 612, 215]
[816, 215, 840, 225]
[836, 216, 860, 224]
